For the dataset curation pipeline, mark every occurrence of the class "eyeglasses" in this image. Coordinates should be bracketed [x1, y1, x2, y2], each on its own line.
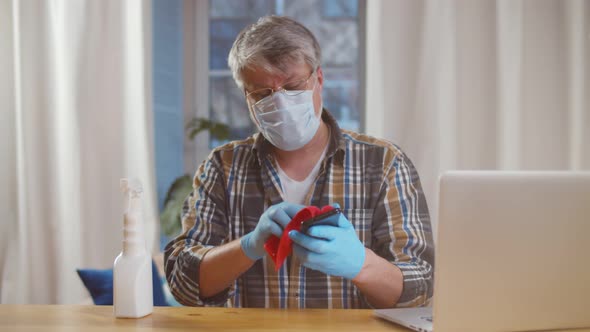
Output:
[245, 70, 316, 105]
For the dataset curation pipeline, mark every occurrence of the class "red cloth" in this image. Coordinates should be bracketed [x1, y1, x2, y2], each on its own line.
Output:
[264, 205, 335, 271]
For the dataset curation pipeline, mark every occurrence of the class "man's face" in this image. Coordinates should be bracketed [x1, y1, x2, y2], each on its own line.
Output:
[242, 63, 324, 123]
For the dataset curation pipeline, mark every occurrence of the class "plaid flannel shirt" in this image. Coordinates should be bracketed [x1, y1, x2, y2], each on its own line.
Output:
[164, 110, 434, 308]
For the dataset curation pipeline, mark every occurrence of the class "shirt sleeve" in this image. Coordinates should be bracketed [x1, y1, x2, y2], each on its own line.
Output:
[163, 154, 232, 306]
[372, 152, 435, 307]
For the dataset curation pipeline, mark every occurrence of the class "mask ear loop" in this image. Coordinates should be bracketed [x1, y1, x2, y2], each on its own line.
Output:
[308, 71, 322, 118]
[246, 94, 280, 140]
[247, 104, 261, 130]
[244, 88, 260, 128]
[245, 88, 268, 129]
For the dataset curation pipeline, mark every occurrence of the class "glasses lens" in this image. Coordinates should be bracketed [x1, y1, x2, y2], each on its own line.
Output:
[287, 75, 312, 89]
[246, 72, 315, 104]
[247, 88, 273, 103]
[251, 93, 276, 114]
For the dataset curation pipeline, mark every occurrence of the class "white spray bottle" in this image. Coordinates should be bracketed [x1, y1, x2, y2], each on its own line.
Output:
[114, 178, 153, 318]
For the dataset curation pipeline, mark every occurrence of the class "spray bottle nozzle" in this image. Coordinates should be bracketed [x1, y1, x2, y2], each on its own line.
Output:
[120, 178, 143, 198]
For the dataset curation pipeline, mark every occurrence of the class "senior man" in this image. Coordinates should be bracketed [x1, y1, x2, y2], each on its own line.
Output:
[165, 15, 434, 309]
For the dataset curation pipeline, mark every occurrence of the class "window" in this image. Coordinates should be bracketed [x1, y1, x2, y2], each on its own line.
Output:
[209, 0, 364, 146]
[153, 0, 185, 250]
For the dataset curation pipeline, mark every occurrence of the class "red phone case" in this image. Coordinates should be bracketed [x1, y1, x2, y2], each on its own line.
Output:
[264, 205, 336, 271]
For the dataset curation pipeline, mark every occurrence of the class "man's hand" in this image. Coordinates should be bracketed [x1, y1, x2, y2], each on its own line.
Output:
[240, 202, 304, 260]
[289, 206, 366, 280]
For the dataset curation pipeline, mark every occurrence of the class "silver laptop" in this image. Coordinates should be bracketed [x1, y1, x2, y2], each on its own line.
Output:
[375, 171, 590, 332]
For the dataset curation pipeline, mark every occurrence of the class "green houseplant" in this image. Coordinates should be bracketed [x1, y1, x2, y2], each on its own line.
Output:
[160, 118, 230, 237]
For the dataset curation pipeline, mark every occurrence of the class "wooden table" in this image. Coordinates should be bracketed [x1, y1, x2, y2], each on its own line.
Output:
[3, 305, 589, 332]
[0, 305, 404, 331]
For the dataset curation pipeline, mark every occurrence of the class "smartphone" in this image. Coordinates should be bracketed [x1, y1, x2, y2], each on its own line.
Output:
[300, 208, 341, 235]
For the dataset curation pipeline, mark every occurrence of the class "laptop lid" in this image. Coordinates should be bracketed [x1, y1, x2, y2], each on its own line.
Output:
[434, 171, 590, 332]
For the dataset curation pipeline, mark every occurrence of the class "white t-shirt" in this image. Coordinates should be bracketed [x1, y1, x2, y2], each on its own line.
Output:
[276, 147, 327, 205]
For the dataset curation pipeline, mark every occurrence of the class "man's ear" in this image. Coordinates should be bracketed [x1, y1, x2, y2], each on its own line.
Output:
[316, 66, 324, 90]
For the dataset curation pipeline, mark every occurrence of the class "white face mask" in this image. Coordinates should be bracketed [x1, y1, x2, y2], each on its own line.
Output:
[251, 90, 320, 151]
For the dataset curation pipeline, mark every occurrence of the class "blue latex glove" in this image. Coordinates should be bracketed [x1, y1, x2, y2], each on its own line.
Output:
[240, 202, 304, 260]
[289, 204, 366, 280]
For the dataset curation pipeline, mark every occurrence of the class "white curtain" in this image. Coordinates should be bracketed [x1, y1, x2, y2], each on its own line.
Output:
[366, 0, 590, 232]
[0, 0, 159, 304]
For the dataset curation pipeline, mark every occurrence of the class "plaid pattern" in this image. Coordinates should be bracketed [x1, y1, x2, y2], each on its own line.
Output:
[164, 110, 434, 308]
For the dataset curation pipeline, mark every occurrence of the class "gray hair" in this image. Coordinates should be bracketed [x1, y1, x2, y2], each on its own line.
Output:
[228, 16, 322, 89]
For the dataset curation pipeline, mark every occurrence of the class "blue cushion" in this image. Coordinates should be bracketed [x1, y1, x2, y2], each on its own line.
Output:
[76, 260, 169, 306]
[76, 268, 113, 305]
